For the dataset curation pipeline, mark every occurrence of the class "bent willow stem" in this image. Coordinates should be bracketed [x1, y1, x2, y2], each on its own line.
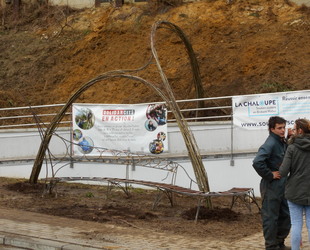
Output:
[29, 21, 212, 208]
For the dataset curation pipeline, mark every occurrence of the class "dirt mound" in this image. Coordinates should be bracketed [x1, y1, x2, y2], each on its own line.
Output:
[0, 177, 261, 241]
[0, 0, 310, 108]
[182, 206, 240, 221]
[5, 181, 45, 193]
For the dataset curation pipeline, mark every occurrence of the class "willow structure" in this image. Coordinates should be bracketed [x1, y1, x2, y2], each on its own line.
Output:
[29, 21, 212, 208]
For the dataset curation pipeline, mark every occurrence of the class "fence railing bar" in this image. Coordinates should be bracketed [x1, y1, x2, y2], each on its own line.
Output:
[0, 121, 71, 129]
[0, 98, 232, 112]
[167, 115, 232, 122]
[0, 113, 72, 120]
[167, 106, 231, 113]
[0, 103, 66, 111]
[174, 96, 232, 103]
[0, 96, 235, 129]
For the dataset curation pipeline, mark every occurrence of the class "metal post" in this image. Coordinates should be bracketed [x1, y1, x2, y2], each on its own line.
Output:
[70, 105, 74, 169]
[230, 111, 234, 166]
[125, 164, 129, 190]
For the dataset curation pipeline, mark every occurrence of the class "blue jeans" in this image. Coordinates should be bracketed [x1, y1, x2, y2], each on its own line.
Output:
[287, 200, 310, 250]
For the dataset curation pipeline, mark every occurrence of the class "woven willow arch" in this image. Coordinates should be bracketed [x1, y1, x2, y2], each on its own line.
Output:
[29, 21, 211, 207]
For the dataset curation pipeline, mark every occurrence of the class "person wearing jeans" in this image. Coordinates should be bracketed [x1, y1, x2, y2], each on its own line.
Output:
[280, 118, 310, 250]
[287, 201, 310, 249]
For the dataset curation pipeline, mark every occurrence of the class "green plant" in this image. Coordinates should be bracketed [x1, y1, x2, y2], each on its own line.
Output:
[131, 188, 146, 194]
[85, 192, 94, 198]
[249, 12, 260, 17]
[7, 99, 14, 106]
[260, 82, 292, 93]
[82, 29, 91, 36]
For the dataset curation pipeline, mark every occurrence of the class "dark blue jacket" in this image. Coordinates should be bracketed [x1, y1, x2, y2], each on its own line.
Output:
[253, 132, 287, 181]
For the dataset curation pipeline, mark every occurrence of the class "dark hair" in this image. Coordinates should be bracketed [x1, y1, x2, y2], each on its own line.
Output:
[295, 119, 310, 134]
[268, 116, 286, 131]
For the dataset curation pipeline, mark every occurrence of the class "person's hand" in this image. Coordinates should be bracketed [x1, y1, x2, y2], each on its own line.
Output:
[272, 171, 281, 179]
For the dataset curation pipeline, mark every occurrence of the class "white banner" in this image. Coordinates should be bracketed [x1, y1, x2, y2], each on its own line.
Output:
[72, 103, 168, 155]
[233, 90, 310, 130]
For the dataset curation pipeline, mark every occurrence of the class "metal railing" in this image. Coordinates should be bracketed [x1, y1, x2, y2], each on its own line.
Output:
[0, 96, 233, 130]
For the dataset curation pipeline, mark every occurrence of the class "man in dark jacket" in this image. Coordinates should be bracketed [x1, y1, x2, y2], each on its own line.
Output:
[253, 116, 291, 250]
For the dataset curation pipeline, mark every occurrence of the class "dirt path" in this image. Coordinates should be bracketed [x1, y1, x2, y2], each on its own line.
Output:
[0, 177, 262, 245]
[0, 207, 265, 249]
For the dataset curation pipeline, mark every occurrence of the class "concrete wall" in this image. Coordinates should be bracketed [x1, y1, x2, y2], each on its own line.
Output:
[168, 121, 269, 155]
[0, 122, 265, 196]
[0, 121, 268, 160]
[0, 128, 71, 160]
[0, 156, 261, 196]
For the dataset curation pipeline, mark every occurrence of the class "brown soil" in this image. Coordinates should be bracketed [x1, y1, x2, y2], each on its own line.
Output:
[0, 0, 310, 108]
[0, 177, 262, 241]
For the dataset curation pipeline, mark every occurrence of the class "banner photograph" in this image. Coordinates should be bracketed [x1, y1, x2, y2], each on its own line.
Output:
[232, 90, 310, 130]
[72, 103, 168, 156]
